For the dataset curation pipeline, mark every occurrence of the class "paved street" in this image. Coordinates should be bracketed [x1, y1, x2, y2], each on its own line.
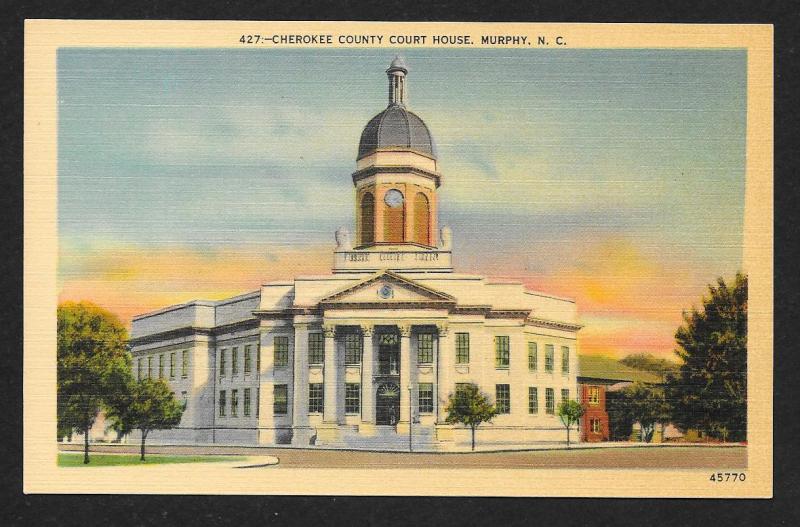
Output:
[59, 443, 746, 469]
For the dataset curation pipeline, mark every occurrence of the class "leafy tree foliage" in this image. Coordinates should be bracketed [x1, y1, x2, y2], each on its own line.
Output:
[444, 383, 498, 451]
[616, 383, 671, 442]
[606, 390, 634, 441]
[619, 353, 679, 381]
[106, 378, 185, 461]
[57, 302, 131, 464]
[669, 273, 747, 441]
[556, 399, 584, 447]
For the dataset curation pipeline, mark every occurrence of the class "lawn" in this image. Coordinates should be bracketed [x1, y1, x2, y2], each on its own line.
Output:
[58, 452, 245, 467]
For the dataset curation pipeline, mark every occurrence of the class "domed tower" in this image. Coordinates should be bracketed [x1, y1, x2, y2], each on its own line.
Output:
[334, 57, 453, 274]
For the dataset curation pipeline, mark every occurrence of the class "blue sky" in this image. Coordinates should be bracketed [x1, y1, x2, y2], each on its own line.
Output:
[57, 47, 747, 356]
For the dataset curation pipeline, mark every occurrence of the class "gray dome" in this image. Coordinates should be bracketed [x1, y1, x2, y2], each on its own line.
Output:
[357, 105, 436, 159]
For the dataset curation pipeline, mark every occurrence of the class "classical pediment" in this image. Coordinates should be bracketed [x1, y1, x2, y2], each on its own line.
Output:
[318, 270, 455, 307]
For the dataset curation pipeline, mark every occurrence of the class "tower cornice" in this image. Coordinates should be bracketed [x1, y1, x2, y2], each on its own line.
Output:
[352, 164, 441, 188]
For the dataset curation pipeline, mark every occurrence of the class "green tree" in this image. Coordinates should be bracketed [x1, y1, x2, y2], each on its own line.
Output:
[619, 353, 679, 381]
[444, 383, 498, 451]
[107, 378, 185, 461]
[57, 302, 131, 464]
[606, 390, 634, 441]
[556, 399, 584, 448]
[618, 382, 669, 443]
[670, 273, 747, 442]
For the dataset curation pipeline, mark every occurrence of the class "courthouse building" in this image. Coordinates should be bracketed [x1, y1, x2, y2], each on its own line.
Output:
[129, 57, 583, 450]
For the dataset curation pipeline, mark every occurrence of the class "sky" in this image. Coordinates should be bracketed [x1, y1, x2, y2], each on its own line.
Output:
[57, 48, 747, 359]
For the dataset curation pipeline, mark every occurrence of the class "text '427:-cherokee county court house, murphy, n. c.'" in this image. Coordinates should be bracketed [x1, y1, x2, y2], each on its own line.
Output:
[128, 57, 582, 451]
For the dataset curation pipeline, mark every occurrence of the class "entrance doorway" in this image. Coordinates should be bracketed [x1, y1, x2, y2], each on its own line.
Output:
[376, 382, 401, 425]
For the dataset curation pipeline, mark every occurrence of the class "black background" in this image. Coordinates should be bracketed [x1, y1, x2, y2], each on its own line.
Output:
[1, 1, 797, 525]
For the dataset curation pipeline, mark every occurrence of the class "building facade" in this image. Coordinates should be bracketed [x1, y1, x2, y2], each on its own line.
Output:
[130, 57, 583, 450]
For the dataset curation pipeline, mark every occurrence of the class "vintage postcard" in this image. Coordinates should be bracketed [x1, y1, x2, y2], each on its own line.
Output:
[24, 21, 773, 497]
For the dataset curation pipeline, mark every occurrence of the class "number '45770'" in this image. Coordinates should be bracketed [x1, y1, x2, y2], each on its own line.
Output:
[710, 472, 746, 482]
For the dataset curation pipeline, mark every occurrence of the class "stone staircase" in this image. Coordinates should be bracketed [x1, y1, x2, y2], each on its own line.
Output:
[317, 424, 439, 451]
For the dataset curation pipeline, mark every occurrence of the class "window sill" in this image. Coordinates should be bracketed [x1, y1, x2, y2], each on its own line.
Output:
[495, 366, 510, 371]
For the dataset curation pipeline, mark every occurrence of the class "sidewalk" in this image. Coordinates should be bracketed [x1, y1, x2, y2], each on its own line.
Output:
[59, 440, 744, 455]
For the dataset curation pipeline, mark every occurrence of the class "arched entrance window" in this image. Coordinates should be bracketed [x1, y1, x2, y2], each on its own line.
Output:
[360, 192, 375, 244]
[413, 192, 430, 245]
[383, 189, 405, 242]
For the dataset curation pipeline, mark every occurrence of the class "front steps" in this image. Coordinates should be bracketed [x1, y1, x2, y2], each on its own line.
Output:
[314, 424, 440, 451]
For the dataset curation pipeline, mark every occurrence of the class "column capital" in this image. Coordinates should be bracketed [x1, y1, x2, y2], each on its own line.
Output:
[398, 324, 412, 337]
[436, 323, 449, 336]
[360, 324, 374, 336]
[322, 324, 337, 338]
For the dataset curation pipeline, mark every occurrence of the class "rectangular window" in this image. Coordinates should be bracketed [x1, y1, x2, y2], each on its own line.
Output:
[545, 388, 555, 414]
[169, 352, 176, 378]
[528, 342, 538, 372]
[219, 349, 227, 378]
[244, 344, 252, 374]
[219, 390, 226, 417]
[182, 350, 189, 378]
[308, 383, 324, 413]
[455, 383, 471, 395]
[232, 346, 239, 376]
[496, 384, 510, 414]
[455, 333, 470, 364]
[158, 354, 164, 379]
[274, 336, 289, 367]
[495, 336, 510, 368]
[257, 342, 261, 372]
[231, 389, 239, 417]
[561, 346, 570, 373]
[137, 358, 143, 381]
[591, 418, 601, 434]
[561, 388, 570, 404]
[273, 384, 288, 415]
[344, 333, 362, 365]
[244, 388, 252, 416]
[528, 387, 538, 414]
[147, 356, 153, 379]
[417, 333, 434, 364]
[308, 332, 324, 365]
[545, 344, 554, 372]
[345, 383, 360, 414]
[589, 386, 600, 405]
[418, 383, 434, 413]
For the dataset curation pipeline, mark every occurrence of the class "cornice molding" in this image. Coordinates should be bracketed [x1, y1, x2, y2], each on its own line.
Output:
[525, 316, 583, 331]
[351, 165, 442, 187]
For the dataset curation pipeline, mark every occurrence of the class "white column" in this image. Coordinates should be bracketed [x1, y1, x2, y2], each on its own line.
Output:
[360, 324, 375, 423]
[436, 323, 451, 423]
[399, 324, 412, 424]
[323, 324, 339, 423]
[292, 323, 309, 430]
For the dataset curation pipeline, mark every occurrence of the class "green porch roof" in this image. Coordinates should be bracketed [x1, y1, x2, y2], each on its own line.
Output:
[577, 355, 662, 384]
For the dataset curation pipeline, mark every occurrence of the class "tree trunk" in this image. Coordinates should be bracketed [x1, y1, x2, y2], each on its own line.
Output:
[140, 430, 147, 461]
[566, 423, 571, 448]
[83, 425, 90, 464]
[471, 426, 476, 451]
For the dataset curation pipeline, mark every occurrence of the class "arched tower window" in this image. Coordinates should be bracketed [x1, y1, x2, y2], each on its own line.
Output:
[360, 193, 375, 244]
[383, 189, 405, 243]
[413, 192, 431, 245]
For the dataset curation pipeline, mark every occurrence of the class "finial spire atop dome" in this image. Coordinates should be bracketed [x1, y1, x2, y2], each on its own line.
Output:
[386, 55, 408, 107]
